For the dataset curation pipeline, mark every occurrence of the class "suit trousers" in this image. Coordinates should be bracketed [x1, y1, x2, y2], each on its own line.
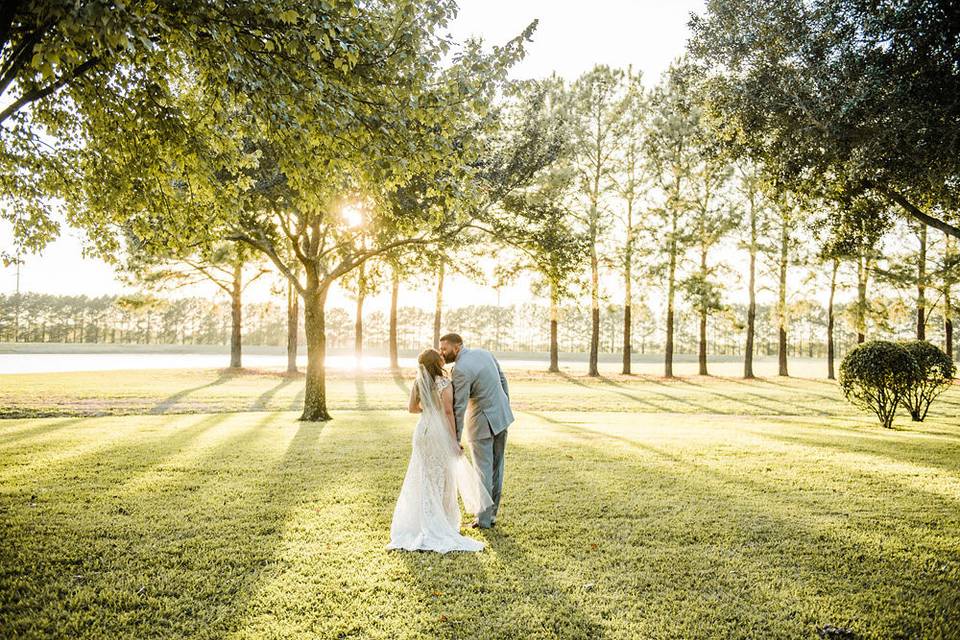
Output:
[468, 426, 507, 527]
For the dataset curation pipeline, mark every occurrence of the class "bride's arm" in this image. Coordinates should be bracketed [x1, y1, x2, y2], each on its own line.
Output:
[408, 384, 422, 413]
[440, 385, 462, 454]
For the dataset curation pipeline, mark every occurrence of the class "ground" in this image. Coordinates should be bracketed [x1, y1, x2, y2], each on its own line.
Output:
[1, 368, 959, 639]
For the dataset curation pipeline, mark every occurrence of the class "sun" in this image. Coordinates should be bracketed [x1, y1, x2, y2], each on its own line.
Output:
[342, 204, 364, 228]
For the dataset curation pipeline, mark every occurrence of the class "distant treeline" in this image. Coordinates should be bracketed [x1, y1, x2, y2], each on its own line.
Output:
[3, 292, 946, 359]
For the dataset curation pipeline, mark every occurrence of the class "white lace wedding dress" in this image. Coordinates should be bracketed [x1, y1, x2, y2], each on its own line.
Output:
[387, 369, 492, 553]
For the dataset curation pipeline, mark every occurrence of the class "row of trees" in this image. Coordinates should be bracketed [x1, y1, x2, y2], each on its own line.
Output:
[3, 1, 957, 419]
[5, 287, 948, 363]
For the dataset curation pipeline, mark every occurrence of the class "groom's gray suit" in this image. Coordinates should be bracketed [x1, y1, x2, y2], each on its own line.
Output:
[451, 347, 514, 527]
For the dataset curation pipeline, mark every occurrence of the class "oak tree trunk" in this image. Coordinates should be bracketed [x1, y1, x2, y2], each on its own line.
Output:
[301, 278, 331, 422]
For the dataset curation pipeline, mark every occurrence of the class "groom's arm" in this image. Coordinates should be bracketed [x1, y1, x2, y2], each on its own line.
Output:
[494, 357, 509, 399]
[451, 365, 470, 440]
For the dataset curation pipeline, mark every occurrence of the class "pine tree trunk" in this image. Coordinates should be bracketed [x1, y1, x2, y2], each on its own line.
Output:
[699, 247, 708, 376]
[286, 280, 298, 374]
[665, 231, 677, 378]
[917, 224, 927, 340]
[589, 240, 600, 377]
[354, 290, 365, 360]
[433, 263, 444, 348]
[744, 199, 757, 379]
[827, 258, 838, 380]
[857, 255, 869, 344]
[389, 271, 400, 370]
[301, 276, 331, 421]
[622, 201, 633, 375]
[549, 282, 560, 373]
[229, 259, 242, 369]
[777, 214, 789, 377]
[946, 236, 955, 359]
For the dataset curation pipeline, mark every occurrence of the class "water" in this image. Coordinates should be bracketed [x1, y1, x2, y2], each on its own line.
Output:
[0, 353, 553, 375]
[0, 350, 827, 378]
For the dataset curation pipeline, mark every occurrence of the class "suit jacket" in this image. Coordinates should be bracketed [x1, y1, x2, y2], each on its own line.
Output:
[451, 347, 514, 442]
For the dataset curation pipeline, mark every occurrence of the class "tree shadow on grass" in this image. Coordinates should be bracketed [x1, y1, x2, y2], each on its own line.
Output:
[250, 376, 298, 411]
[558, 371, 674, 413]
[1, 413, 231, 488]
[354, 374, 370, 411]
[660, 376, 805, 417]
[149, 371, 235, 414]
[288, 386, 305, 412]
[391, 368, 410, 396]
[510, 421, 960, 638]
[0, 417, 88, 448]
[752, 376, 844, 404]
[0, 413, 332, 638]
[753, 428, 960, 477]
[394, 502, 605, 638]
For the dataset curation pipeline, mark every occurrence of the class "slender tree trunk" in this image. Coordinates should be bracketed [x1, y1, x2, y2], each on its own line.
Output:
[354, 289, 365, 360]
[856, 254, 869, 343]
[229, 259, 242, 369]
[433, 263, 444, 348]
[827, 258, 838, 380]
[389, 270, 400, 369]
[622, 201, 633, 375]
[286, 280, 298, 374]
[946, 235, 955, 359]
[589, 237, 600, 377]
[301, 275, 331, 421]
[777, 212, 789, 377]
[744, 197, 757, 379]
[549, 281, 560, 373]
[665, 221, 677, 378]
[917, 224, 927, 340]
[698, 246, 708, 376]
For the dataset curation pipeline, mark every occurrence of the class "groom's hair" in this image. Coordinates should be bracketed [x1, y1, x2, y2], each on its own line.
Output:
[439, 333, 463, 345]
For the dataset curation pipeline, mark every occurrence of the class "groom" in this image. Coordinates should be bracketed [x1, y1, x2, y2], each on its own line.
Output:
[439, 333, 514, 529]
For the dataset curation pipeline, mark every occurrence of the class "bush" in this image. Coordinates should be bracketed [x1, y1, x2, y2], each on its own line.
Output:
[839, 341, 922, 429]
[900, 340, 956, 421]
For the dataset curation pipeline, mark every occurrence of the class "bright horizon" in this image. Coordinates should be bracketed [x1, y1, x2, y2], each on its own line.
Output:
[0, 0, 708, 316]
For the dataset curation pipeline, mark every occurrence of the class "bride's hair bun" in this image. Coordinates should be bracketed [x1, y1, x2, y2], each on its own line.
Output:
[418, 348, 446, 380]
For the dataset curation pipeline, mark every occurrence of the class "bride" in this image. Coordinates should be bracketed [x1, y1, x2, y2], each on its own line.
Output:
[386, 348, 492, 553]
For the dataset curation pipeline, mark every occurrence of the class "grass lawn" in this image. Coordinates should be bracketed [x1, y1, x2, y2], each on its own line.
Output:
[1, 370, 959, 638]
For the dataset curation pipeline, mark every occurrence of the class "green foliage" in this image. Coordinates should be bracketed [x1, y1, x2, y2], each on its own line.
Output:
[839, 340, 922, 429]
[689, 0, 960, 239]
[900, 340, 956, 422]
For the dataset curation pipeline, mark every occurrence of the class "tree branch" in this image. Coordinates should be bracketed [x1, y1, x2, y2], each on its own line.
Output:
[878, 186, 960, 240]
[228, 230, 305, 295]
[0, 56, 100, 124]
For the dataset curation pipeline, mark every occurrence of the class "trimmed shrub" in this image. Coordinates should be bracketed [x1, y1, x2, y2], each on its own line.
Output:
[839, 341, 922, 429]
[900, 340, 956, 421]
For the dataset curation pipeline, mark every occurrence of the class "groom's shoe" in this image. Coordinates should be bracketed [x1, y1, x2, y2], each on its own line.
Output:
[470, 519, 492, 529]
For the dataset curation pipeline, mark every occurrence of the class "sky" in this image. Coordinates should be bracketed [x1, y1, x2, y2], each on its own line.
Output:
[0, 0, 708, 312]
